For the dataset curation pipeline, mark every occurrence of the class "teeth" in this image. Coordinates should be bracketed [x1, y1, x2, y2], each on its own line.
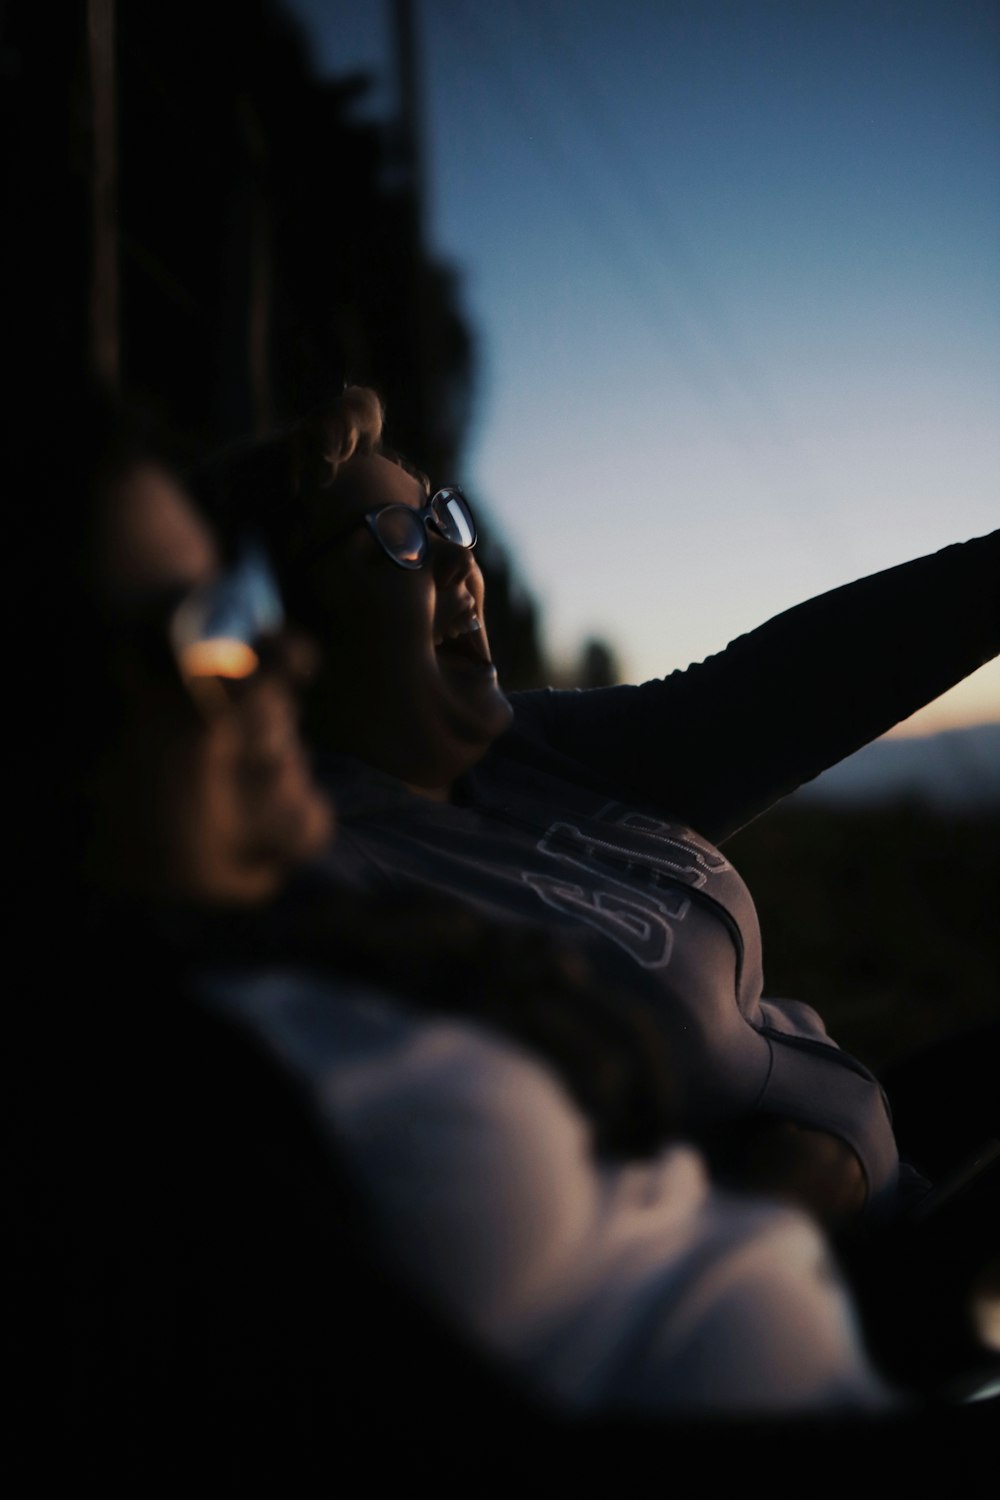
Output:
[440, 614, 480, 641]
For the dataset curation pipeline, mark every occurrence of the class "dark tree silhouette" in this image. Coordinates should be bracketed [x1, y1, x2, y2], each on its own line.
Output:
[1, 0, 551, 686]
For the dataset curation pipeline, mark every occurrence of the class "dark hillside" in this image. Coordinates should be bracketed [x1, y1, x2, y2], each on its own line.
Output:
[725, 802, 1000, 1072]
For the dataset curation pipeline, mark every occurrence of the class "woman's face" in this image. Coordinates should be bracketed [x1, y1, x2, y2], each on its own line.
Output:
[302, 454, 514, 797]
[93, 464, 332, 904]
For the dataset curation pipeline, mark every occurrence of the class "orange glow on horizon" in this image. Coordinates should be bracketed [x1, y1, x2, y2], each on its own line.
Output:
[885, 698, 1000, 740]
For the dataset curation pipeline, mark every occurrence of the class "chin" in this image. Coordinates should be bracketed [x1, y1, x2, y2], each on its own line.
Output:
[270, 792, 335, 867]
[295, 795, 336, 861]
[443, 713, 513, 783]
[475, 688, 515, 747]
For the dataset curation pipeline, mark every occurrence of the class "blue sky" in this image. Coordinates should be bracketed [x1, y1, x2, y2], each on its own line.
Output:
[285, 0, 1000, 734]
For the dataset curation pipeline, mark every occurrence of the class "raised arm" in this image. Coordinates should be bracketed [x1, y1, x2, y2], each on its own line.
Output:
[510, 530, 1000, 843]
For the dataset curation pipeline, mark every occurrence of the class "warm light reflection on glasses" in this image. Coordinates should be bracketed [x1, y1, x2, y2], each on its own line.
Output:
[179, 638, 260, 681]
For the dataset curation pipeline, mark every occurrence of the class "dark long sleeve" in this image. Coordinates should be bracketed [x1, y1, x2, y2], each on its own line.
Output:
[510, 531, 1000, 843]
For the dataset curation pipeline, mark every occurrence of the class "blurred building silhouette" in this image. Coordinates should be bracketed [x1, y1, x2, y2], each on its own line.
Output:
[578, 636, 623, 690]
[1, 0, 547, 687]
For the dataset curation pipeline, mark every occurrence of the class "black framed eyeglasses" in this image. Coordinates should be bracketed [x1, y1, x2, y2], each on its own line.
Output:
[346, 487, 478, 571]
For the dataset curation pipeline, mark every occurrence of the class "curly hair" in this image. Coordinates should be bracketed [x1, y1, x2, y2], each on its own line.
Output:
[189, 386, 427, 615]
[303, 384, 430, 491]
[307, 385, 385, 481]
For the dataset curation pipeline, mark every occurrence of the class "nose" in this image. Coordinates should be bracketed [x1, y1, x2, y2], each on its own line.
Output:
[428, 529, 479, 589]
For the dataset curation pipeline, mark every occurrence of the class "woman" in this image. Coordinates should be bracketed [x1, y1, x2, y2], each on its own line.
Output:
[14, 390, 923, 1489]
[190, 387, 1000, 1237]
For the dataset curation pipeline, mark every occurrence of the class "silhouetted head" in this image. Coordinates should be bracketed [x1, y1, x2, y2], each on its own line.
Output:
[61, 390, 332, 906]
[192, 388, 513, 799]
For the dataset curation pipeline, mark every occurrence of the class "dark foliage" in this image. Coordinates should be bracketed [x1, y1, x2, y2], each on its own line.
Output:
[1, 0, 549, 685]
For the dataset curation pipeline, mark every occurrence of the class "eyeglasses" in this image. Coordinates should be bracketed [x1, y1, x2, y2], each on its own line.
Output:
[332, 487, 477, 571]
[169, 544, 285, 682]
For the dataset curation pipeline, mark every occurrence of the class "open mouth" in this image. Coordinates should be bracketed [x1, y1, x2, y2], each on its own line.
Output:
[434, 611, 495, 672]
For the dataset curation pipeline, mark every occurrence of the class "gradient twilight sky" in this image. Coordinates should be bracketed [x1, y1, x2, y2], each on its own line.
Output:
[285, 0, 999, 736]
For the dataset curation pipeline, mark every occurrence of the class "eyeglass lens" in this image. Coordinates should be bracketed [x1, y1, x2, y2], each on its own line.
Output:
[373, 505, 426, 567]
[431, 489, 476, 548]
[170, 546, 284, 680]
[372, 490, 476, 567]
